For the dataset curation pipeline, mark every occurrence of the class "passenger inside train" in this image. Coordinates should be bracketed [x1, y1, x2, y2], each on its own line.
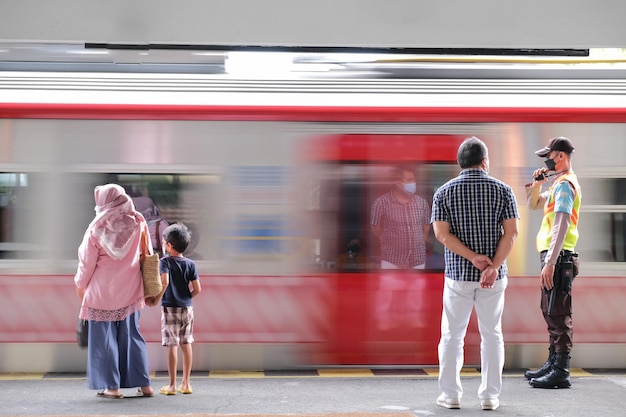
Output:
[335, 237, 371, 271]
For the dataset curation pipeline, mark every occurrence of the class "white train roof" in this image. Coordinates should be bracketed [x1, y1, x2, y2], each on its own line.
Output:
[2, 71, 626, 109]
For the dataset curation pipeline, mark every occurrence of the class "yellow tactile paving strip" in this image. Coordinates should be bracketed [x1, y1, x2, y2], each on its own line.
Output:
[0, 367, 621, 380]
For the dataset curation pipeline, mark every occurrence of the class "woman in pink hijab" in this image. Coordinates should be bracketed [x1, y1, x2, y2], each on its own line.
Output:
[75, 184, 154, 399]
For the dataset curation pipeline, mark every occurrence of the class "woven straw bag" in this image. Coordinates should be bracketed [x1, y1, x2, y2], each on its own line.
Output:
[140, 230, 162, 297]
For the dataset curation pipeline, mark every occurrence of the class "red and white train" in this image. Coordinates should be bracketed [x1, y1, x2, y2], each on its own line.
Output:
[0, 66, 625, 372]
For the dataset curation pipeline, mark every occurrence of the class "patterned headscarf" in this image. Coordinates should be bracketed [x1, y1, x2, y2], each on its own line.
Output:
[89, 184, 140, 260]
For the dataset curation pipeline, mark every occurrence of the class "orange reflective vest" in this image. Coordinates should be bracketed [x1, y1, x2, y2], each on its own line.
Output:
[536, 172, 581, 252]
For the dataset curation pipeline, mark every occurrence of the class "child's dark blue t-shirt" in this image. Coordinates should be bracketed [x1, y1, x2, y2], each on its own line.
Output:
[159, 256, 199, 307]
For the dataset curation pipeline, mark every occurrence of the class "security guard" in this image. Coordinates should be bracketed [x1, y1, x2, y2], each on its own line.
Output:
[525, 136, 581, 389]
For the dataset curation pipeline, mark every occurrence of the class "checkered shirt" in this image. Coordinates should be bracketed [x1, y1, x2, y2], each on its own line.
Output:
[431, 169, 519, 281]
[371, 191, 432, 268]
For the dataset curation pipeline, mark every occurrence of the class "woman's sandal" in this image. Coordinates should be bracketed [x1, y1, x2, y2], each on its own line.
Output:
[137, 387, 154, 397]
[97, 391, 124, 399]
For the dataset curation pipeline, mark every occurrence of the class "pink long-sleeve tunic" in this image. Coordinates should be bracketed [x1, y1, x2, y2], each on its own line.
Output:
[75, 222, 148, 321]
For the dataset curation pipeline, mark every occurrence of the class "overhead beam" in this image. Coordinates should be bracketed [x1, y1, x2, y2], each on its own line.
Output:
[0, 0, 625, 49]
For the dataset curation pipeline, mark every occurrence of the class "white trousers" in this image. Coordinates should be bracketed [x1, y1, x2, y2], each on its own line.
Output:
[438, 276, 507, 401]
[374, 261, 426, 329]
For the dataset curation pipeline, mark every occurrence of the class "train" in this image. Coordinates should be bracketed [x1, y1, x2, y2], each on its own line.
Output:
[0, 64, 625, 372]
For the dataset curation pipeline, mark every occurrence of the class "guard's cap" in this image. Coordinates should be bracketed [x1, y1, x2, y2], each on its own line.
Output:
[535, 136, 575, 157]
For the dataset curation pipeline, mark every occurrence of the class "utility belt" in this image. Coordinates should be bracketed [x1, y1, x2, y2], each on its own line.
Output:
[540, 249, 576, 257]
[541, 250, 580, 315]
[540, 250, 580, 279]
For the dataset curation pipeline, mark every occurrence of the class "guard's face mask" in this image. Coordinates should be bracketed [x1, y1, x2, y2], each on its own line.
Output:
[544, 155, 557, 171]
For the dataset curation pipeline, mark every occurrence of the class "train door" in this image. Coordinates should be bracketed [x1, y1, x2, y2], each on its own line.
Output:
[301, 133, 463, 365]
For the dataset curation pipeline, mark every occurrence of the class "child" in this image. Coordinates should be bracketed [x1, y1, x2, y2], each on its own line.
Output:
[147, 223, 201, 395]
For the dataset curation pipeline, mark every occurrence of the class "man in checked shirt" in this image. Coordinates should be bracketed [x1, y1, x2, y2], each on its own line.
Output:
[371, 165, 432, 330]
[431, 137, 519, 411]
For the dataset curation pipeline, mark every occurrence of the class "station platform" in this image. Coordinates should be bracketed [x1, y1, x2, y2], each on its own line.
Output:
[2, 368, 625, 417]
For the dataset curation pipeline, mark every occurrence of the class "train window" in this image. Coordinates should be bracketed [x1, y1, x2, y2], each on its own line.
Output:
[578, 178, 626, 205]
[0, 172, 220, 266]
[112, 173, 219, 263]
[303, 169, 626, 269]
[578, 212, 626, 263]
[301, 133, 465, 273]
[573, 178, 626, 263]
[304, 162, 457, 272]
[0, 172, 28, 257]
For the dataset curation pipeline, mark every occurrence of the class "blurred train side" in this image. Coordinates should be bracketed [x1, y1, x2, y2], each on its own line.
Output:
[0, 72, 626, 372]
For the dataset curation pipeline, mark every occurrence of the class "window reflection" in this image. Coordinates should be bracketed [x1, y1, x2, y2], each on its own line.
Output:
[303, 162, 455, 272]
[0, 168, 625, 268]
[0, 172, 218, 262]
[112, 173, 218, 261]
[0, 172, 30, 258]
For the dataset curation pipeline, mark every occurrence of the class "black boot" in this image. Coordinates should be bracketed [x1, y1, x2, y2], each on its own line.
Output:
[525, 346, 555, 380]
[529, 352, 571, 389]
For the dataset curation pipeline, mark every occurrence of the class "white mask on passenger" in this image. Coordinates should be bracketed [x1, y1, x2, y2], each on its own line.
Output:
[403, 182, 416, 194]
